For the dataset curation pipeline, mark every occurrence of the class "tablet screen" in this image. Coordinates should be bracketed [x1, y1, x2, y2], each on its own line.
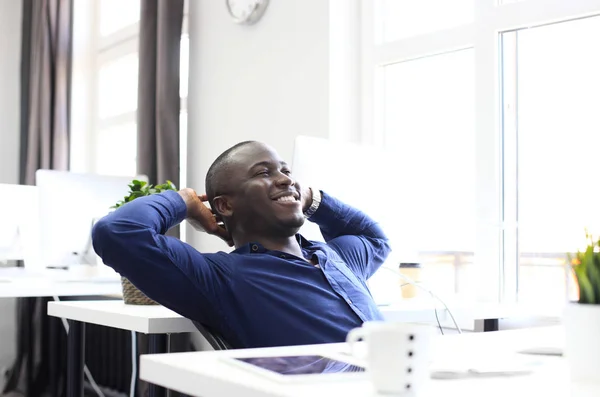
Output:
[234, 355, 365, 376]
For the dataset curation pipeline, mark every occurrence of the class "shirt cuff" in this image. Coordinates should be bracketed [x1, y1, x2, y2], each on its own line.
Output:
[306, 191, 342, 225]
[162, 190, 189, 227]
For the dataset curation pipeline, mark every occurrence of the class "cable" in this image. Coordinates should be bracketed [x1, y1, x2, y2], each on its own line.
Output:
[401, 282, 444, 335]
[398, 271, 462, 334]
[130, 331, 136, 397]
[379, 267, 462, 334]
[52, 296, 105, 397]
[434, 307, 444, 335]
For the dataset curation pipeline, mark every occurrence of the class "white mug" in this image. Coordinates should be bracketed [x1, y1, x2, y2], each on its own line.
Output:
[346, 322, 433, 395]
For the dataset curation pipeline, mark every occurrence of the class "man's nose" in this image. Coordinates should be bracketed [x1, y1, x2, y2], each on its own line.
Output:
[275, 172, 295, 187]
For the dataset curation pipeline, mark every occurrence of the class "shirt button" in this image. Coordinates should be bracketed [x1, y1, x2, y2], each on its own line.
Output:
[346, 299, 352, 305]
[251, 245, 259, 252]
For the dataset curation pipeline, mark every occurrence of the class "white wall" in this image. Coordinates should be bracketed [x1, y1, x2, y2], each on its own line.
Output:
[0, 0, 22, 185]
[187, 0, 359, 252]
[0, 0, 22, 381]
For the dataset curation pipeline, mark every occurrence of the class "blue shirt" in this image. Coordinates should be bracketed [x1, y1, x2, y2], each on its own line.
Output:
[92, 190, 391, 349]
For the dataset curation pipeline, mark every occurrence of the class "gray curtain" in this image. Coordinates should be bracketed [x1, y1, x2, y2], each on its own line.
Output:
[19, 0, 72, 186]
[137, 0, 184, 189]
[4, 0, 73, 395]
[136, 2, 187, 396]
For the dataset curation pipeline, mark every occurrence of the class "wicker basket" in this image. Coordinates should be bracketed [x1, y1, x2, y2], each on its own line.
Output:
[121, 277, 158, 305]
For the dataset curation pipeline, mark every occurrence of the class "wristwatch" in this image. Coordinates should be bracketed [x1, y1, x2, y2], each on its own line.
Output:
[304, 188, 322, 219]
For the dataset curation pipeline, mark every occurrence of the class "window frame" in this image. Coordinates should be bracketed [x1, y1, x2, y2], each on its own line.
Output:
[360, 0, 600, 303]
[71, 0, 189, 178]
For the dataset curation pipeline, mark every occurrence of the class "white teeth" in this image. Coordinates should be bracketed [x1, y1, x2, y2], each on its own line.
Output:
[276, 195, 295, 202]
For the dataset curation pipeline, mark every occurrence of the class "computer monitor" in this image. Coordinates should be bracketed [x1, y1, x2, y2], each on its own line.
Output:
[35, 170, 147, 270]
[0, 183, 40, 265]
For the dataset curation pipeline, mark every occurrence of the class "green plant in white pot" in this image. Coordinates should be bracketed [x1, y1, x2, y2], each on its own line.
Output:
[112, 179, 177, 305]
[565, 232, 600, 383]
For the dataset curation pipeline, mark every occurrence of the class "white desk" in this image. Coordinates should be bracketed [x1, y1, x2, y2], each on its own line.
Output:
[45, 298, 555, 397]
[47, 300, 197, 397]
[45, 299, 517, 335]
[140, 326, 598, 397]
[0, 267, 122, 397]
[47, 300, 197, 333]
[0, 267, 122, 298]
[380, 299, 556, 331]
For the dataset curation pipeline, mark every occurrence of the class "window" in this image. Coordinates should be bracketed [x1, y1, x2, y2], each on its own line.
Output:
[71, 0, 189, 180]
[95, 122, 137, 177]
[382, 49, 476, 298]
[362, 0, 600, 304]
[97, 53, 139, 120]
[99, 0, 141, 37]
[502, 15, 600, 304]
[379, 0, 473, 42]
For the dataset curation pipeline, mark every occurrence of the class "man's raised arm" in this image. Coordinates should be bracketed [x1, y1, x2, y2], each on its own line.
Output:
[92, 190, 231, 324]
[306, 189, 391, 280]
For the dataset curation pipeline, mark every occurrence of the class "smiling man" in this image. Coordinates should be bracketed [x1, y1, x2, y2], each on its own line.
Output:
[92, 141, 391, 348]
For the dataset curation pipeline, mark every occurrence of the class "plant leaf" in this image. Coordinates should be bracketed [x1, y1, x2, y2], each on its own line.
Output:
[112, 179, 177, 209]
[575, 265, 595, 304]
[588, 246, 600, 304]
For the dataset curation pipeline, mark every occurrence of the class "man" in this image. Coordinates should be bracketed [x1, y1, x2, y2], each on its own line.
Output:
[92, 141, 391, 348]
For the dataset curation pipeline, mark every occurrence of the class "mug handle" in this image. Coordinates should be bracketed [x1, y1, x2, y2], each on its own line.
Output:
[346, 327, 367, 358]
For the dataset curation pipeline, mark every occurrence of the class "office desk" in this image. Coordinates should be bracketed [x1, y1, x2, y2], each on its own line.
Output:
[0, 267, 122, 397]
[140, 326, 597, 397]
[46, 296, 553, 397]
[379, 299, 553, 331]
[47, 300, 197, 397]
[0, 267, 122, 298]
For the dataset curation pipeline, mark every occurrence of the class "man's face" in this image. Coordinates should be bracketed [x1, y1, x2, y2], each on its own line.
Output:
[225, 143, 306, 237]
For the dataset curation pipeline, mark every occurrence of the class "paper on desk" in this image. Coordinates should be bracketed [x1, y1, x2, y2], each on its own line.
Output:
[430, 353, 544, 379]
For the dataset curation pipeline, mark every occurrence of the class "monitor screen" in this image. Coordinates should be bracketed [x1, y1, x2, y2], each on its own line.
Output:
[234, 355, 365, 376]
[0, 183, 39, 263]
[35, 170, 146, 269]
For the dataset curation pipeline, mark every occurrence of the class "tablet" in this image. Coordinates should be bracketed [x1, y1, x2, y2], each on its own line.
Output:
[221, 354, 367, 383]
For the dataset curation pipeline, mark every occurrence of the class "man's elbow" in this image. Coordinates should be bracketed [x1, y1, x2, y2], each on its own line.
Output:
[366, 235, 392, 267]
[377, 237, 392, 264]
[92, 217, 110, 254]
[381, 238, 392, 259]
[91, 217, 126, 272]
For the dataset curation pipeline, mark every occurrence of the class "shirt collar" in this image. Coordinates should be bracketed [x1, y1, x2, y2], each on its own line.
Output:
[233, 234, 315, 254]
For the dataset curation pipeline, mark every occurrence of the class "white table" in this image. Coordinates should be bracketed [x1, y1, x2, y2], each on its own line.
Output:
[47, 300, 197, 334]
[45, 297, 554, 397]
[0, 267, 123, 397]
[380, 299, 556, 331]
[139, 326, 598, 397]
[47, 300, 197, 397]
[0, 267, 123, 298]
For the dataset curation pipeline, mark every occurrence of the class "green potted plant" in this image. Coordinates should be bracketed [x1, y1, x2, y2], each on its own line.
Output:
[565, 231, 600, 383]
[112, 179, 177, 305]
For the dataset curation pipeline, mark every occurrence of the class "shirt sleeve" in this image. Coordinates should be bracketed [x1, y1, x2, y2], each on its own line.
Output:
[308, 191, 391, 280]
[91, 190, 231, 327]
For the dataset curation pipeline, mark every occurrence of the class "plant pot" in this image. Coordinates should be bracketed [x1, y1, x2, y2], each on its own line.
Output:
[564, 302, 600, 383]
[120, 277, 158, 305]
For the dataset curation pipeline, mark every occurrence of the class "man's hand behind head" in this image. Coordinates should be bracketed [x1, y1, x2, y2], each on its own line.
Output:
[178, 188, 234, 246]
[299, 184, 313, 214]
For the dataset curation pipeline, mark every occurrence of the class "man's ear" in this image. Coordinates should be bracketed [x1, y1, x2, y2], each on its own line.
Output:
[213, 195, 233, 218]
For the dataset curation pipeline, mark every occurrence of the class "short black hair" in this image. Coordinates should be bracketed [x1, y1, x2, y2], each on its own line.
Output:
[205, 141, 257, 210]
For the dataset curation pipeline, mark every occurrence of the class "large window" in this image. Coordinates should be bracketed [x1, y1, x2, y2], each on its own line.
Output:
[362, 0, 600, 303]
[71, 0, 189, 180]
[502, 15, 600, 304]
[382, 49, 476, 298]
